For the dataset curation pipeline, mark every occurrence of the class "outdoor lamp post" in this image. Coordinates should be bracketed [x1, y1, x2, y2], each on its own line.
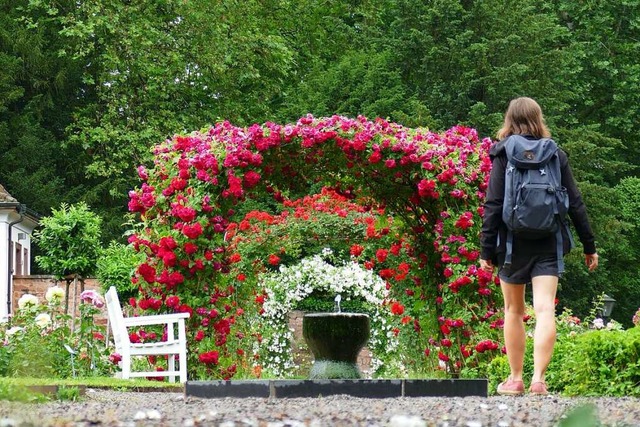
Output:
[600, 294, 616, 323]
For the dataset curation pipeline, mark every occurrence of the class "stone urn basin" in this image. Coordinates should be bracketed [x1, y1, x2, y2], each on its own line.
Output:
[302, 312, 370, 379]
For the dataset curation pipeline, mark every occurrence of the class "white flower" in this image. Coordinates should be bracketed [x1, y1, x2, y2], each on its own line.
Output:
[34, 313, 51, 328]
[45, 286, 65, 303]
[17, 294, 38, 310]
[5, 326, 23, 336]
[592, 318, 605, 329]
[321, 247, 333, 257]
[606, 320, 623, 331]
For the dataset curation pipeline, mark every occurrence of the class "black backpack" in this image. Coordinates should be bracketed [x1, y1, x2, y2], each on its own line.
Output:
[501, 135, 573, 273]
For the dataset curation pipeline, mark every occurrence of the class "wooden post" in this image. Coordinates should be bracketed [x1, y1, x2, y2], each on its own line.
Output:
[64, 278, 71, 314]
[70, 274, 78, 334]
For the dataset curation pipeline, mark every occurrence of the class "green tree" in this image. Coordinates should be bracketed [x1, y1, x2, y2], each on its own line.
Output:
[609, 177, 640, 324]
[9, 0, 297, 241]
[0, 0, 89, 217]
[33, 202, 102, 279]
[96, 241, 143, 301]
[557, 0, 640, 165]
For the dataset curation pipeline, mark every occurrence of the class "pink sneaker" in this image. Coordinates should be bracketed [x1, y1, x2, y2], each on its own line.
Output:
[529, 381, 548, 396]
[496, 378, 525, 396]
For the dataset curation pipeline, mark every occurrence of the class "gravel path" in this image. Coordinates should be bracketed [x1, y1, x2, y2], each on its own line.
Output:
[1, 390, 639, 426]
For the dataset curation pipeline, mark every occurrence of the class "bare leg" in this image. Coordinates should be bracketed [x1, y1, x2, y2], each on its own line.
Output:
[500, 280, 526, 381]
[531, 275, 558, 383]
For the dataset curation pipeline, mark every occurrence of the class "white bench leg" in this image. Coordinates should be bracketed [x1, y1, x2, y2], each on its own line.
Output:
[179, 350, 187, 383]
[122, 354, 131, 379]
[168, 354, 176, 383]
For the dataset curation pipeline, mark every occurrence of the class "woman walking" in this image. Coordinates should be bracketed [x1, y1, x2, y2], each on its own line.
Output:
[479, 97, 599, 396]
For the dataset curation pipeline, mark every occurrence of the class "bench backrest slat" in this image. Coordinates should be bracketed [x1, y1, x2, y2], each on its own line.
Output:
[106, 286, 130, 349]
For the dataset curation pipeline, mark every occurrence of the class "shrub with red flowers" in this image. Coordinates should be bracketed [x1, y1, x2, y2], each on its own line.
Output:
[127, 114, 504, 379]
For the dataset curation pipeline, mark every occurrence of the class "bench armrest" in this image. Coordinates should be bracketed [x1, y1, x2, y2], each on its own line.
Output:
[123, 312, 190, 327]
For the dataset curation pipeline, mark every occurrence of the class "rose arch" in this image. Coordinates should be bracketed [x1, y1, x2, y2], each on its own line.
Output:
[127, 114, 504, 380]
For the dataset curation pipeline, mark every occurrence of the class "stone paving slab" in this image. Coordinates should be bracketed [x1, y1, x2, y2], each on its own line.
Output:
[185, 378, 488, 399]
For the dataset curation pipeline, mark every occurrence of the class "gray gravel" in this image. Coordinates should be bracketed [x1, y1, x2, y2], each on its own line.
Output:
[1, 390, 639, 427]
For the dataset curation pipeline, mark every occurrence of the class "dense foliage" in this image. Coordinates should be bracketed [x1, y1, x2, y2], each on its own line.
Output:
[488, 310, 640, 397]
[1, 1, 638, 323]
[33, 202, 102, 280]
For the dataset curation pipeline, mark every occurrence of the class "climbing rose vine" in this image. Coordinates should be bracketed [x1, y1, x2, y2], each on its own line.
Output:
[127, 115, 503, 379]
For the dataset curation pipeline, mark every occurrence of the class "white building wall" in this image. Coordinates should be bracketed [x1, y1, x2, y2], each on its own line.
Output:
[0, 214, 11, 320]
[0, 209, 37, 320]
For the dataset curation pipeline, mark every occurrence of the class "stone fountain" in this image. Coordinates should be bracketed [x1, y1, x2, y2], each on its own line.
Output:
[302, 295, 370, 379]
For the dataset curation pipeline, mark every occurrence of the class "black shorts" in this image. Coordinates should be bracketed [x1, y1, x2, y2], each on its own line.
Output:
[498, 253, 559, 284]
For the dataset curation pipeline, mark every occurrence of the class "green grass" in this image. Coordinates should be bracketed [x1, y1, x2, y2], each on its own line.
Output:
[1, 376, 183, 389]
[0, 376, 182, 403]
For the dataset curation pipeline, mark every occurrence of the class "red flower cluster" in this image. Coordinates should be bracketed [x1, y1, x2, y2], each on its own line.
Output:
[198, 351, 219, 365]
[390, 301, 405, 315]
[474, 339, 500, 353]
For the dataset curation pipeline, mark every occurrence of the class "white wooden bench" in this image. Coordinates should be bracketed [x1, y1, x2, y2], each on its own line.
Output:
[105, 286, 189, 383]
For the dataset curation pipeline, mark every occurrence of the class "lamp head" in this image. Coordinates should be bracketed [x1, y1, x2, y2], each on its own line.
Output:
[601, 294, 616, 318]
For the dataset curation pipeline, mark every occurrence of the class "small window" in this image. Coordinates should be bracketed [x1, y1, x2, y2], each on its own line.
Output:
[14, 243, 23, 276]
[23, 247, 29, 275]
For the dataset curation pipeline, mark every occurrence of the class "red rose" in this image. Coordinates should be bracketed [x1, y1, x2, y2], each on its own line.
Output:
[184, 242, 198, 255]
[182, 223, 203, 239]
[368, 151, 382, 164]
[268, 254, 280, 266]
[376, 249, 388, 263]
[165, 295, 180, 308]
[243, 170, 261, 188]
[390, 243, 402, 256]
[350, 244, 364, 257]
[177, 304, 194, 316]
[159, 236, 178, 250]
[137, 263, 156, 284]
[138, 299, 150, 310]
[198, 351, 220, 365]
[391, 301, 405, 315]
[379, 268, 395, 279]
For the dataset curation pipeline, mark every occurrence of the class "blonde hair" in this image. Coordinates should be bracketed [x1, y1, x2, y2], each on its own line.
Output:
[496, 97, 551, 140]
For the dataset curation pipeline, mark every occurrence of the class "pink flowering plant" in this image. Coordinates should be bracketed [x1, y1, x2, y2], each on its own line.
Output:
[128, 115, 504, 379]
